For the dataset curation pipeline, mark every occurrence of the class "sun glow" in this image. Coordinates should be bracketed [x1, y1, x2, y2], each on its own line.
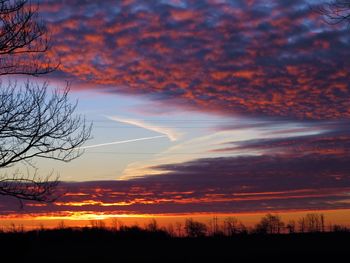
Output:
[2, 209, 350, 231]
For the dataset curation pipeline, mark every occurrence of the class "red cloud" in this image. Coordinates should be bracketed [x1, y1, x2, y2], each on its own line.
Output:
[38, 0, 349, 120]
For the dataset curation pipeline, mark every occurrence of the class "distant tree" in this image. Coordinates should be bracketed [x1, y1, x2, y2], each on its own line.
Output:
[57, 220, 66, 229]
[320, 214, 325, 232]
[318, 1, 350, 25]
[255, 214, 285, 234]
[297, 214, 325, 233]
[166, 223, 175, 237]
[305, 213, 325, 232]
[298, 217, 306, 233]
[175, 222, 183, 237]
[90, 220, 106, 229]
[146, 219, 158, 232]
[223, 217, 239, 236]
[286, 220, 296, 234]
[238, 222, 248, 234]
[37, 223, 44, 231]
[184, 218, 207, 237]
[0, 0, 58, 75]
[332, 224, 349, 232]
[305, 214, 319, 232]
[9, 222, 24, 233]
[111, 218, 123, 231]
[208, 216, 223, 236]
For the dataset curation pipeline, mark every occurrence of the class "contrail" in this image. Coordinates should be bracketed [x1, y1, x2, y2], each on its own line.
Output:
[107, 116, 181, 141]
[80, 135, 167, 149]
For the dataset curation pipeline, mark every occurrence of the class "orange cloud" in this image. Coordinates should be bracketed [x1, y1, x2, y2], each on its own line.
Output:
[38, 0, 349, 120]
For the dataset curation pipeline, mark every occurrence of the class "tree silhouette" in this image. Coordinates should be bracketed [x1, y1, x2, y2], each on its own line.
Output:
[0, 83, 91, 202]
[286, 220, 296, 234]
[223, 217, 239, 236]
[0, 0, 58, 75]
[319, 1, 350, 25]
[146, 219, 158, 232]
[175, 222, 182, 237]
[0, 1, 91, 202]
[184, 219, 207, 237]
[255, 214, 284, 234]
[303, 213, 325, 232]
[298, 217, 306, 233]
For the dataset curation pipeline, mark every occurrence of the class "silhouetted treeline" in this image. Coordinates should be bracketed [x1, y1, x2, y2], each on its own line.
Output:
[1, 213, 349, 236]
[1, 213, 349, 262]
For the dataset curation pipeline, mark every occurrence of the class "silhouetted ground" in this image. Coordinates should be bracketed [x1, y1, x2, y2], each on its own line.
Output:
[1, 228, 349, 262]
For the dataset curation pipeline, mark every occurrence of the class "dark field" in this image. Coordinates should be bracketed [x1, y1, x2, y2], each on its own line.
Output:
[1, 228, 349, 262]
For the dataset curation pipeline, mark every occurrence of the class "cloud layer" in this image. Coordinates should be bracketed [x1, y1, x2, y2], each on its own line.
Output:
[2, 124, 350, 216]
[40, 0, 350, 120]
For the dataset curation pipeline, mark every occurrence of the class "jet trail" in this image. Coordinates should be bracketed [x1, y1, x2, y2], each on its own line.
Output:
[80, 135, 167, 149]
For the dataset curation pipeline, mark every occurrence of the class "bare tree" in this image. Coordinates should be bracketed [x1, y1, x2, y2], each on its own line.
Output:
[223, 217, 239, 236]
[56, 220, 66, 229]
[0, 0, 58, 76]
[175, 222, 182, 237]
[320, 214, 325, 232]
[297, 213, 326, 233]
[332, 224, 349, 232]
[255, 214, 285, 234]
[166, 223, 175, 237]
[90, 220, 106, 229]
[0, 82, 91, 202]
[111, 218, 123, 231]
[318, 1, 350, 25]
[184, 218, 207, 237]
[298, 217, 306, 233]
[0, 0, 91, 203]
[208, 216, 222, 236]
[305, 213, 325, 232]
[145, 218, 158, 232]
[286, 220, 296, 234]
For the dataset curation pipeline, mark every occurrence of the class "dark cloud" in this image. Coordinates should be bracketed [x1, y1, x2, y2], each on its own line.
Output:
[2, 148, 350, 215]
[37, 0, 350, 120]
[149, 154, 350, 189]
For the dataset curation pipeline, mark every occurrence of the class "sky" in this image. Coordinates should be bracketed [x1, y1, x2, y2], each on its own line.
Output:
[1, 0, 350, 226]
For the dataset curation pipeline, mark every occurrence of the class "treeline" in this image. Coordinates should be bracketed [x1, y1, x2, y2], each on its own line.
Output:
[90, 213, 349, 237]
[3, 213, 348, 237]
[1, 213, 350, 261]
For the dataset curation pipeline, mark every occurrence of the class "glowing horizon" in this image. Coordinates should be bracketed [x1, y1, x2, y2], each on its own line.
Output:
[2, 208, 350, 231]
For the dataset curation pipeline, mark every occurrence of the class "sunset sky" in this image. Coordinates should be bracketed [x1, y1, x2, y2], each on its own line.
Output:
[1, 0, 350, 227]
